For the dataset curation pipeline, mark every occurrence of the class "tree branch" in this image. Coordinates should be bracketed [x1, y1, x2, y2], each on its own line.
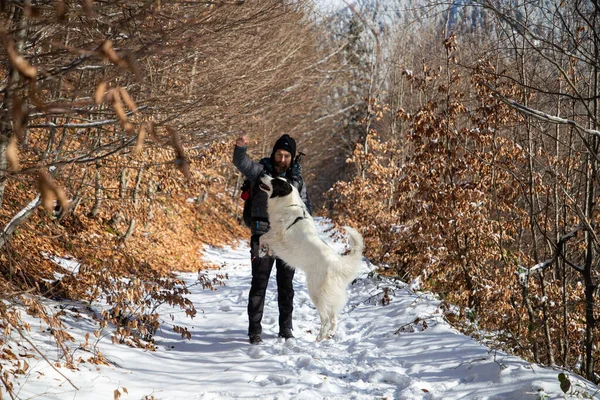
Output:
[483, 83, 600, 137]
[517, 227, 582, 284]
[0, 194, 41, 250]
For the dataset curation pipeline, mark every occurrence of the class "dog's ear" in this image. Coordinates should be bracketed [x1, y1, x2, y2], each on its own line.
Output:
[270, 178, 293, 198]
[259, 174, 273, 193]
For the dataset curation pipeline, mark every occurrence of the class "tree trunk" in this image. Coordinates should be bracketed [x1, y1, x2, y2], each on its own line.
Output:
[0, 5, 25, 208]
[120, 167, 129, 198]
[89, 163, 102, 218]
[123, 218, 135, 242]
[147, 174, 155, 222]
[538, 272, 555, 365]
[133, 164, 145, 207]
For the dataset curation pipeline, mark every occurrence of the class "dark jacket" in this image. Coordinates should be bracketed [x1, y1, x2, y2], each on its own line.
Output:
[233, 145, 312, 235]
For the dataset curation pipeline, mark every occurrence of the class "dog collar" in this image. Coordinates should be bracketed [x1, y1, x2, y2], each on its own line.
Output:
[287, 216, 304, 230]
[286, 206, 307, 231]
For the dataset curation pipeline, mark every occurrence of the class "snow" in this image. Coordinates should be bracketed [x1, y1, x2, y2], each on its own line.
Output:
[8, 218, 600, 399]
[42, 252, 81, 278]
[2, 194, 41, 236]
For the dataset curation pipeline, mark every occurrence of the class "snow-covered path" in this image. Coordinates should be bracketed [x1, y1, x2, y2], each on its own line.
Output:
[10, 219, 600, 399]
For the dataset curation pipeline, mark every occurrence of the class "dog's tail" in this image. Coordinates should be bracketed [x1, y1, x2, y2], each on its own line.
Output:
[339, 226, 364, 283]
[343, 226, 364, 261]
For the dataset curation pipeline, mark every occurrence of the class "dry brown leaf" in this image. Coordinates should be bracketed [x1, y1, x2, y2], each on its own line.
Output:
[94, 82, 107, 104]
[11, 96, 26, 140]
[147, 121, 159, 143]
[123, 53, 142, 81]
[101, 40, 128, 69]
[166, 126, 190, 179]
[60, 78, 74, 94]
[38, 170, 70, 212]
[6, 136, 20, 171]
[56, 0, 67, 22]
[134, 124, 147, 155]
[113, 389, 121, 400]
[28, 80, 46, 110]
[6, 39, 37, 79]
[167, 126, 184, 158]
[24, 1, 42, 18]
[38, 171, 56, 212]
[82, 0, 94, 18]
[175, 156, 190, 179]
[118, 87, 138, 113]
[54, 184, 70, 212]
[110, 89, 134, 133]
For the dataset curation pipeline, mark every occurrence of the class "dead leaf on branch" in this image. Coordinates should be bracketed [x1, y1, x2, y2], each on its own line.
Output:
[6, 136, 20, 172]
[134, 124, 147, 155]
[100, 41, 140, 80]
[56, 0, 68, 22]
[27, 80, 46, 111]
[147, 121, 159, 143]
[109, 89, 134, 133]
[5, 38, 37, 79]
[24, 2, 42, 18]
[100, 40, 128, 69]
[83, 0, 94, 18]
[94, 81, 107, 104]
[11, 96, 28, 141]
[118, 87, 138, 114]
[166, 126, 190, 179]
[38, 170, 70, 213]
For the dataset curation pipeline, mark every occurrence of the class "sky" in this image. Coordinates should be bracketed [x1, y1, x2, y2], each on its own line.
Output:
[6, 218, 600, 399]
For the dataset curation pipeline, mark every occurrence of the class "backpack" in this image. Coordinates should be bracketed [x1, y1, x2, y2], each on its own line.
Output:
[240, 178, 253, 228]
[239, 153, 304, 228]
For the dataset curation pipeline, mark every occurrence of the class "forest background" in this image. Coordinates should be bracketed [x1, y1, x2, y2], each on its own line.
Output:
[2, 0, 600, 396]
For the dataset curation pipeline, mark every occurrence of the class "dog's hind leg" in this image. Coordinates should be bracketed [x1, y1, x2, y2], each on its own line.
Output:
[327, 313, 337, 339]
[316, 312, 330, 342]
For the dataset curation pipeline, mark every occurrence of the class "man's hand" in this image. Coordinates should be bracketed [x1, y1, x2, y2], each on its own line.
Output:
[259, 234, 274, 257]
[236, 136, 249, 147]
[259, 243, 273, 258]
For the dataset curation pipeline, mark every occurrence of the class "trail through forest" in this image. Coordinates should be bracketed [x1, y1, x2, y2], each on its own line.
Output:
[10, 219, 599, 399]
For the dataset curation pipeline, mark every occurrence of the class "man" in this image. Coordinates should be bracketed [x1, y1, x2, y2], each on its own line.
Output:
[233, 134, 312, 344]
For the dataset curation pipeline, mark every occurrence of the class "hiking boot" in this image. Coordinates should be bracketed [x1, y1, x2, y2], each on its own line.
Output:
[278, 328, 294, 339]
[249, 334, 263, 345]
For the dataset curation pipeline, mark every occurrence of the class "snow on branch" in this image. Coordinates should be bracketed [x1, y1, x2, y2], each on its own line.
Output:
[483, 83, 600, 137]
[516, 228, 582, 285]
[0, 194, 41, 250]
[28, 105, 147, 129]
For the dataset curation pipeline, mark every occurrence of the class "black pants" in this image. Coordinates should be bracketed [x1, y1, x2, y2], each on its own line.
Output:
[248, 234, 295, 336]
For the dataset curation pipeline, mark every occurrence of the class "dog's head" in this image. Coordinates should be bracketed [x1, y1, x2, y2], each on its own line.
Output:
[259, 176, 293, 199]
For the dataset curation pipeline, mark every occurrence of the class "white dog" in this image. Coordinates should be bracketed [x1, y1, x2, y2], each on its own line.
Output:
[258, 176, 364, 341]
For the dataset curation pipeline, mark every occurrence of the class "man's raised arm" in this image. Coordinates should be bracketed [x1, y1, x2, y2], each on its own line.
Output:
[233, 136, 264, 182]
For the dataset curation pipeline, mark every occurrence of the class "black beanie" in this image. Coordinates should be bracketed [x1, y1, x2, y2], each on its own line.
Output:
[271, 134, 296, 162]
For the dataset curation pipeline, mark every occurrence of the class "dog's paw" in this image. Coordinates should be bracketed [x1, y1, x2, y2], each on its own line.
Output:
[316, 331, 335, 342]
